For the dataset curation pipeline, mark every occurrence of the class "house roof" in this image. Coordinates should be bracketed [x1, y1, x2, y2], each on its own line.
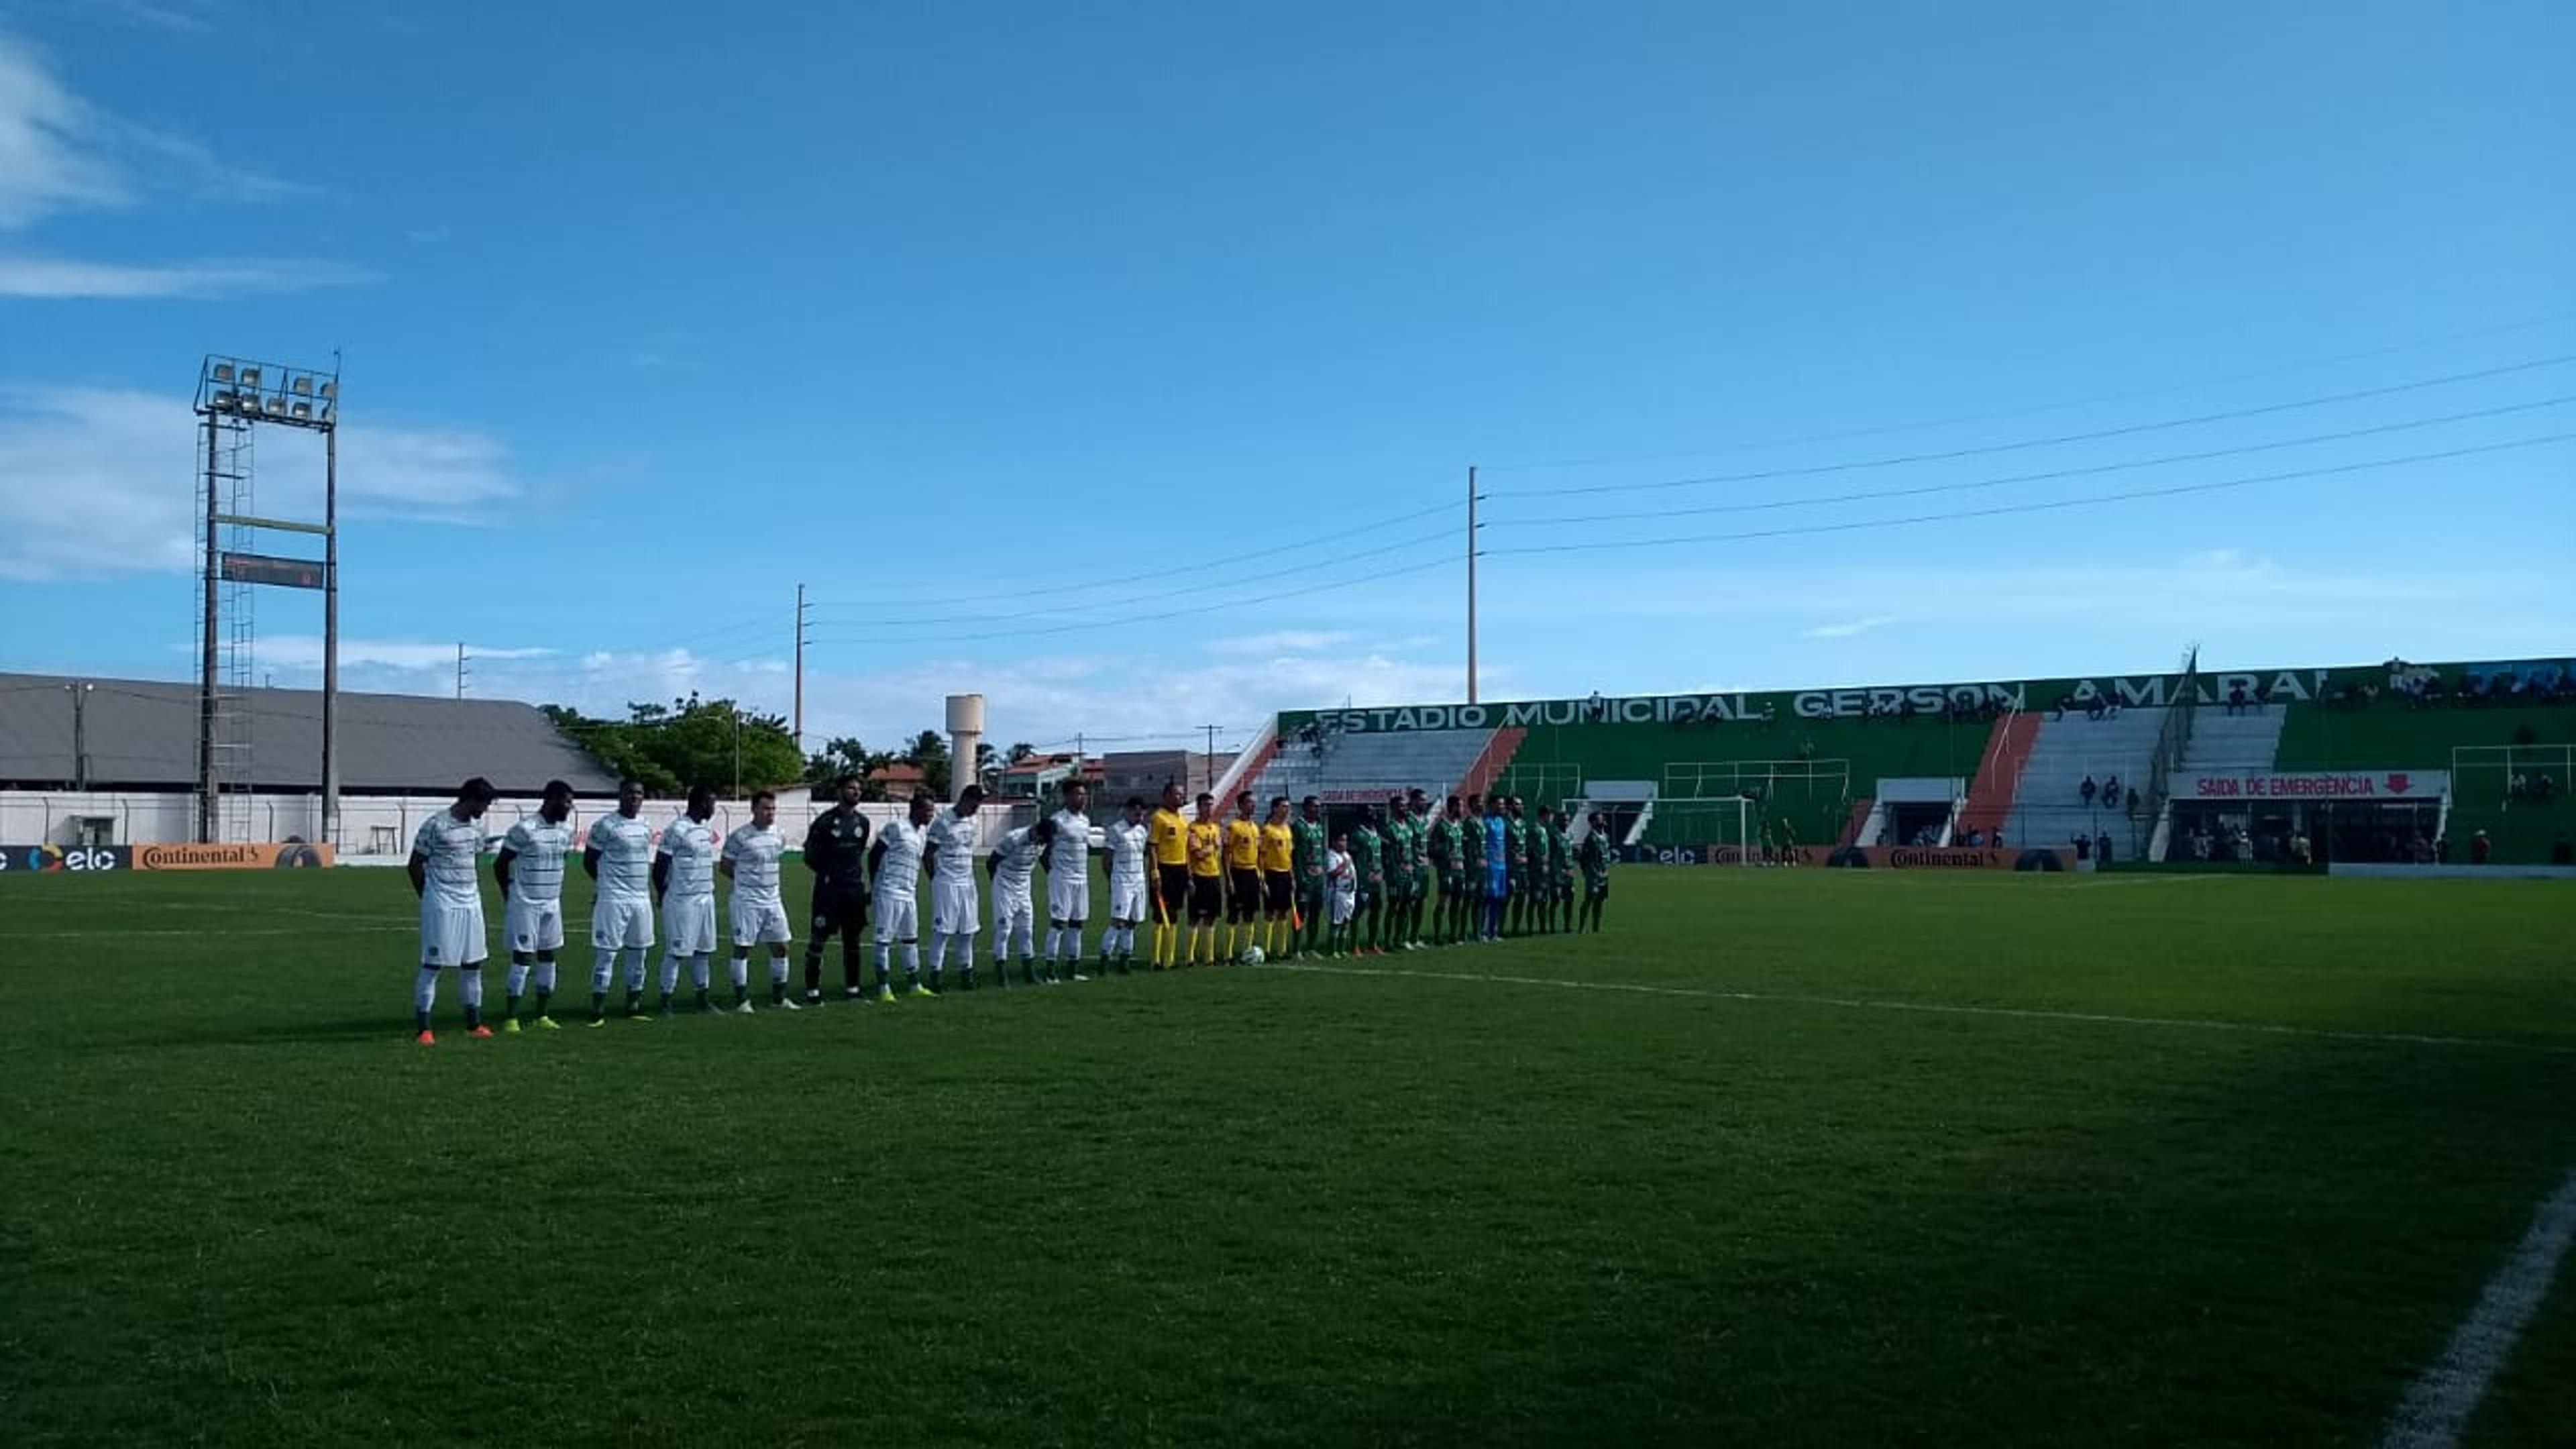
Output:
[0, 673, 619, 794]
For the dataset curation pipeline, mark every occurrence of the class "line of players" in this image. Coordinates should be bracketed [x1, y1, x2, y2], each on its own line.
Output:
[1138, 784, 1615, 965]
[403, 771, 1613, 1042]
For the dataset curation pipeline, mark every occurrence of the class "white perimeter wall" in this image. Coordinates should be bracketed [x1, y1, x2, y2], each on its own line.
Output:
[0, 790, 1037, 859]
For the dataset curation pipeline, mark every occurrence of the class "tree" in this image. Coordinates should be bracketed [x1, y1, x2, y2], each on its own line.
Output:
[1006, 741, 1036, 764]
[975, 741, 1001, 788]
[805, 736, 893, 798]
[902, 730, 953, 800]
[545, 695, 803, 798]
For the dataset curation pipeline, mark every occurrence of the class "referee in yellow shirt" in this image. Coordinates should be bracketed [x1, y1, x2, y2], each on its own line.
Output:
[1186, 792, 1225, 965]
[1258, 795, 1296, 958]
[1222, 791, 1263, 961]
[1147, 783, 1191, 968]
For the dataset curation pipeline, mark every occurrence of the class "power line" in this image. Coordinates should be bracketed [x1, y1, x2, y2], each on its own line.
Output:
[796, 552, 1456, 650]
[802, 499, 1461, 612]
[809, 527, 1456, 633]
[1487, 394, 2576, 529]
[1488, 354, 2576, 500]
[1477, 432, 2576, 557]
[1476, 310, 2576, 473]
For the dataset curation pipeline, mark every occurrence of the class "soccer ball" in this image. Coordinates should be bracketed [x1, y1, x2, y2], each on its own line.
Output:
[1241, 946, 1266, 965]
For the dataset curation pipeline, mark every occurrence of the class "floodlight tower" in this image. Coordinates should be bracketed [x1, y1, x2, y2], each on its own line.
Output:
[192, 355, 341, 845]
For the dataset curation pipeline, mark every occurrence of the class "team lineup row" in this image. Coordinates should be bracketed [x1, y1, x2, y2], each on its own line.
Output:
[402, 772, 1615, 1043]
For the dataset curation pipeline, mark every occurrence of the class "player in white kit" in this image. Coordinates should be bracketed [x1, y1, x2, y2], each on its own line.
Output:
[986, 817, 1053, 987]
[1326, 832, 1358, 957]
[1099, 796, 1150, 975]
[869, 794, 936, 998]
[407, 777, 497, 1044]
[495, 779, 576, 1030]
[721, 788, 792, 1013]
[1042, 780, 1095, 983]
[584, 776, 658, 1023]
[653, 786, 722, 1015]
[921, 784, 985, 994]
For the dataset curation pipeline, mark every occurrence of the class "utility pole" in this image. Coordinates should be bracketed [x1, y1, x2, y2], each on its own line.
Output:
[65, 682, 93, 791]
[1466, 465, 1479, 705]
[1202, 723, 1221, 794]
[792, 582, 808, 753]
[455, 643, 468, 700]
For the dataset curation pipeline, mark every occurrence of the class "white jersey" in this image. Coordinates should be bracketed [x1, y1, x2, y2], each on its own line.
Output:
[1046, 810, 1092, 875]
[499, 816, 574, 905]
[656, 814, 720, 899]
[587, 812, 655, 898]
[992, 826, 1043, 892]
[1327, 848, 1357, 910]
[722, 822, 786, 903]
[1106, 818, 1150, 881]
[413, 810, 486, 910]
[927, 807, 980, 883]
[874, 818, 928, 896]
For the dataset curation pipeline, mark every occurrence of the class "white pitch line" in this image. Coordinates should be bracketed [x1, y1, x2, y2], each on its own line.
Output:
[1253, 961, 2576, 1058]
[2380, 1165, 2576, 1449]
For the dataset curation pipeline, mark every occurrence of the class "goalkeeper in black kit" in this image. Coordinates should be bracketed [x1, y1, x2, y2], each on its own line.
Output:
[801, 773, 873, 1004]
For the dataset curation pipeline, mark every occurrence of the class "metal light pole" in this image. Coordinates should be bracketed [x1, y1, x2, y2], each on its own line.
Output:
[64, 682, 93, 790]
[321, 416, 339, 848]
[1466, 465, 1479, 705]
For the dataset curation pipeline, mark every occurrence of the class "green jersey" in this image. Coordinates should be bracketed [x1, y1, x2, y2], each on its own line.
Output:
[1430, 817, 1462, 875]
[1462, 816, 1486, 870]
[1383, 817, 1416, 885]
[1578, 829, 1613, 882]
[1550, 826, 1575, 883]
[1505, 818, 1530, 873]
[1352, 825, 1383, 885]
[1291, 816, 1328, 885]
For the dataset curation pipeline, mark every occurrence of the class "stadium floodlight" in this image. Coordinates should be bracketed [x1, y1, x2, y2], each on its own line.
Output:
[191, 350, 343, 849]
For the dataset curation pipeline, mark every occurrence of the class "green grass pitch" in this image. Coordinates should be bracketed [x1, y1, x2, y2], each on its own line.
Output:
[3, 865, 2572, 1448]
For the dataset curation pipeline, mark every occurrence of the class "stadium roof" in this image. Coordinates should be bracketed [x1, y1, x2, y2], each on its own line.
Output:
[0, 674, 619, 796]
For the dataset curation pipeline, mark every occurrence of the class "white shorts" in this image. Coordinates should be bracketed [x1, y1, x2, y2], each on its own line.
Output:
[592, 893, 655, 951]
[1048, 874, 1090, 924]
[931, 875, 980, 936]
[663, 894, 717, 956]
[504, 896, 565, 955]
[874, 887, 918, 943]
[1330, 890, 1356, 926]
[994, 885, 1036, 937]
[419, 897, 488, 967]
[731, 895, 792, 947]
[1109, 874, 1148, 924]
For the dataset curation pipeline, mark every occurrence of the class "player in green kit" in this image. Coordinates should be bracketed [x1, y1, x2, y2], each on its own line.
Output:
[1426, 795, 1460, 946]
[1350, 805, 1385, 956]
[1503, 796, 1532, 936]
[1405, 789, 1435, 948]
[1548, 809, 1576, 933]
[1378, 796, 1410, 952]
[1290, 796, 1328, 958]
[1525, 799, 1546, 922]
[1385, 794, 1419, 951]
[1459, 793, 1487, 944]
[1578, 809, 1614, 932]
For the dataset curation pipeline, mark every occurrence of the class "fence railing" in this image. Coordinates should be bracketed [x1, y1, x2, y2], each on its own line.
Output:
[2142, 644, 2200, 859]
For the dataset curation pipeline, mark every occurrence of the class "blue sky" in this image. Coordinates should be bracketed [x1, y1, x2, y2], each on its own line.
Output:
[2, 0, 2570, 758]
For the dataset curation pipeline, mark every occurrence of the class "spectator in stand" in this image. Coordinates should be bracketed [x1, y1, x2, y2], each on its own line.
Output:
[2510, 771, 2531, 802]
[1992, 825, 2006, 849]
[2071, 834, 2092, 862]
[2080, 774, 2098, 808]
[2095, 830, 2114, 865]
[2409, 831, 2433, 864]
[2436, 833, 2451, 863]
[2126, 785, 2141, 816]
[2225, 682, 2249, 716]
[2291, 833, 2312, 865]
[2100, 773, 2121, 808]
[2541, 773, 2559, 801]
[2471, 830, 2493, 865]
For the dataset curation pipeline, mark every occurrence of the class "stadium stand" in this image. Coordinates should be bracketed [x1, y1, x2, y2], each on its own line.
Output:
[1275, 653, 2576, 865]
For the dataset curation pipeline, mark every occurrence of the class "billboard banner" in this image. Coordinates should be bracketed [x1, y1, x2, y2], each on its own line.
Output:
[218, 551, 326, 590]
[1625, 843, 2089, 872]
[0, 844, 134, 873]
[2174, 770, 2449, 802]
[134, 842, 335, 870]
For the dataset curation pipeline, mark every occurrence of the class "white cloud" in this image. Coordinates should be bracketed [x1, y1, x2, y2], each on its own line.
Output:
[1800, 614, 1899, 640]
[0, 386, 535, 580]
[0, 33, 123, 229]
[50, 0, 219, 34]
[0, 254, 373, 299]
[254, 637, 555, 674]
[1205, 630, 1355, 656]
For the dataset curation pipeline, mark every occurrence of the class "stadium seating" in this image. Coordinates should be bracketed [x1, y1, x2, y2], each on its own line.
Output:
[1245, 727, 1499, 804]
[2005, 710, 2164, 859]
